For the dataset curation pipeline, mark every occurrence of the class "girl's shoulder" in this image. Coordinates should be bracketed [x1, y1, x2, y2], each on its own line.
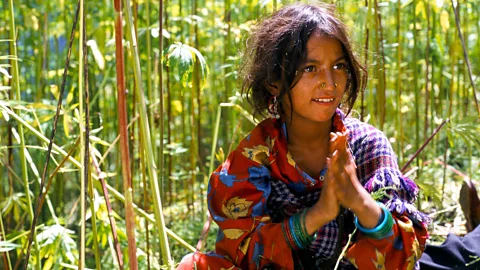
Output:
[236, 118, 282, 150]
[344, 115, 379, 135]
[343, 115, 390, 150]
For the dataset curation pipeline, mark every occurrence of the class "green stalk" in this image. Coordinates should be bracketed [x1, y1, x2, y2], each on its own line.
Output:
[423, 0, 431, 162]
[412, 0, 420, 168]
[7, 36, 14, 234]
[158, 0, 165, 208]
[39, 11, 49, 97]
[208, 106, 222, 179]
[88, 176, 101, 269]
[367, 0, 375, 125]
[193, 0, 202, 214]
[456, 59, 462, 115]
[7, 0, 39, 268]
[146, 0, 155, 152]
[373, 0, 386, 130]
[82, 17, 100, 269]
[430, 8, 436, 146]
[139, 133, 151, 269]
[395, 0, 403, 164]
[0, 213, 12, 270]
[123, 0, 173, 267]
[188, 0, 196, 215]
[78, 0, 86, 268]
[164, 0, 173, 207]
[448, 30, 456, 116]
[361, 0, 369, 120]
[224, 0, 232, 147]
[178, 0, 187, 211]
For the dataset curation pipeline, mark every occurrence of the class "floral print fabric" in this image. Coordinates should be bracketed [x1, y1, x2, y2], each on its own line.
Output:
[177, 110, 428, 270]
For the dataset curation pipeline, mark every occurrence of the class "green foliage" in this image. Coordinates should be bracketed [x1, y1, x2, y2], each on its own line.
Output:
[35, 225, 78, 268]
[448, 116, 480, 149]
[166, 42, 209, 88]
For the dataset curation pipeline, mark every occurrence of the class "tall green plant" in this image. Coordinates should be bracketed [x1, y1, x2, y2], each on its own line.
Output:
[8, 0, 40, 267]
[78, 0, 86, 268]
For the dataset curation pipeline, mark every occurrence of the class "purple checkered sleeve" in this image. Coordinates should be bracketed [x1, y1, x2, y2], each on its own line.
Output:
[345, 117, 430, 225]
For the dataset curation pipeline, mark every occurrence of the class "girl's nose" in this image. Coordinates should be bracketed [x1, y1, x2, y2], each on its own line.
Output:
[317, 69, 336, 91]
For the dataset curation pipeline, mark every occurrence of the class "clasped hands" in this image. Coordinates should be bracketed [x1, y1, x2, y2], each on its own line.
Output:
[305, 132, 382, 234]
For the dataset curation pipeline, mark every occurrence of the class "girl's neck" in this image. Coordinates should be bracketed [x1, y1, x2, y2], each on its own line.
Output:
[284, 117, 332, 147]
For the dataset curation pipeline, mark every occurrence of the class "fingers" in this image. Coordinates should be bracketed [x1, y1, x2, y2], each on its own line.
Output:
[329, 132, 337, 154]
[329, 132, 357, 170]
[329, 135, 348, 169]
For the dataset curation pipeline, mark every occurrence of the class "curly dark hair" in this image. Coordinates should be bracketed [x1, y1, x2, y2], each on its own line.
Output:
[241, 2, 367, 119]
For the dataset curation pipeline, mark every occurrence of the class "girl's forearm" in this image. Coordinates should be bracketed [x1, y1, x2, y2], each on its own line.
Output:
[352, 194, 382, 229]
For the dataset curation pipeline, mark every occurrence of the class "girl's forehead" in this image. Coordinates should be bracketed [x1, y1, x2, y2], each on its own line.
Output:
[306, 33, 344, 58]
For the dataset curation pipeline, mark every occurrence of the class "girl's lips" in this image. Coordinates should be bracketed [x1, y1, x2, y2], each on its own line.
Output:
[312, 97, 335, 103]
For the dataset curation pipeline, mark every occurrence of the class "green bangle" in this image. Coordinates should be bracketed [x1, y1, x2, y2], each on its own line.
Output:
[292, 214, 304, 249]
[299, 208, 316, 246]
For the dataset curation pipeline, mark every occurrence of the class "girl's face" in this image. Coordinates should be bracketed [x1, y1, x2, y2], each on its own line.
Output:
[282, 32, 349, 125]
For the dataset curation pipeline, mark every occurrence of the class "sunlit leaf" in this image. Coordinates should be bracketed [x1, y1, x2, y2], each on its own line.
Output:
[0, 66, 12, 78]
[415, 1, 426, 19]
[64, 111, 70, 138]
[50, 85, 60, 101]
[1, 108, 9, 121]
[90, 135, 111, 147]
[87, 39, 105, 70]
[43, 256, 54, 270]
[0, 241, 20, 252]
[440, 10, 449, 32]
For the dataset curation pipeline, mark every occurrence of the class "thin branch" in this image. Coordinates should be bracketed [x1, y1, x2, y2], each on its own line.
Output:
[23, 1, 81, 268]
[401, 119, 449, 173]
[196, 213, 212, 251]
[91, 154, 124, 269]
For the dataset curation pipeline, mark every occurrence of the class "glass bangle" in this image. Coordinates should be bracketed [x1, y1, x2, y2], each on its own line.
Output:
[289, 216, 303, 249]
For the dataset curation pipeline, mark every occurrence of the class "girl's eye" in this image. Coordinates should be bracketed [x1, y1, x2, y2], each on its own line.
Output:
[304, 66, 315, 73]
[333, 63, 346, 70]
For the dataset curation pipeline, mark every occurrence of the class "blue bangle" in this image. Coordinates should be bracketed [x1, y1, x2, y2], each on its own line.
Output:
[355, 202, 394, 238]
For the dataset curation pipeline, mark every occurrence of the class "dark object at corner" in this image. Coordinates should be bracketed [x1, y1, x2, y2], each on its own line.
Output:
[460, 179, 480, 233]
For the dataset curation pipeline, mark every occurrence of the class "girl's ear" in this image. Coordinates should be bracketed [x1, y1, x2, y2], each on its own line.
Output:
[266, 82, 280, 96]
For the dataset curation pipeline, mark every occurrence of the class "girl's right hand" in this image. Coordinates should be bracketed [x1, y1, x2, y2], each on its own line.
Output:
[304, 162, 341, 235]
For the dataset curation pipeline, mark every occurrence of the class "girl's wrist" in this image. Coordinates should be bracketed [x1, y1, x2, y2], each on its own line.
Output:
[351, 197, 382, 229]
[305, 205, 335, 235]
[355, 202, 394, 239]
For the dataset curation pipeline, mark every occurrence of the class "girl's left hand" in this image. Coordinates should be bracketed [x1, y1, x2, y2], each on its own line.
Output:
[328, 132, 382, 227]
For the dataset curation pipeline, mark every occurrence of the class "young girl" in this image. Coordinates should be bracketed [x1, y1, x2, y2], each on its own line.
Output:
[178, 3, 428, 269]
